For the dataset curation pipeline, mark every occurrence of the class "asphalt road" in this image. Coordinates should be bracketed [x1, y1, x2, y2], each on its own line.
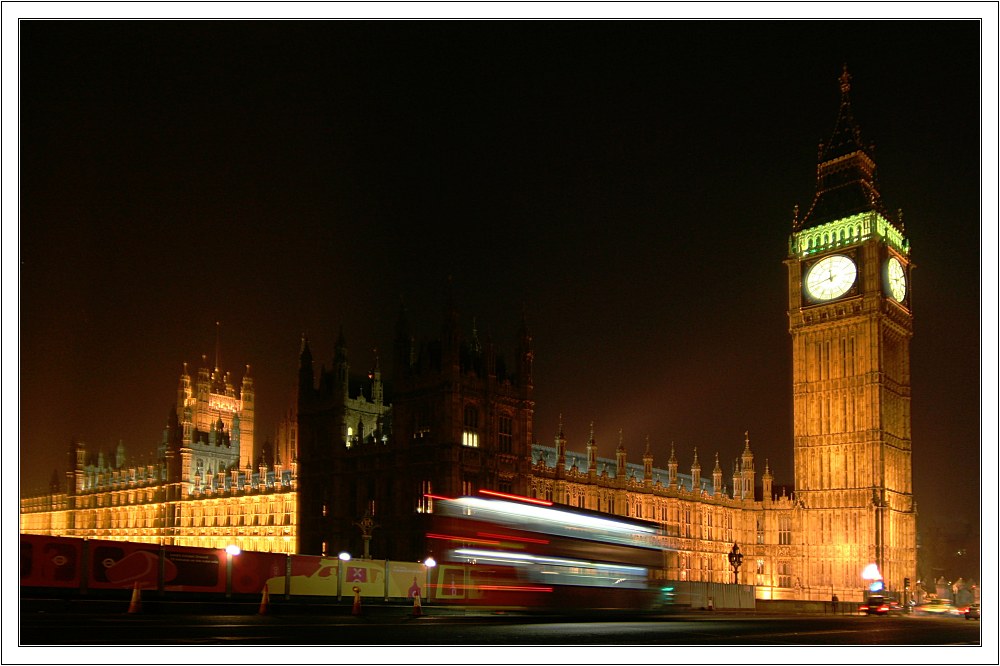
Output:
[16, 603, 983, 653]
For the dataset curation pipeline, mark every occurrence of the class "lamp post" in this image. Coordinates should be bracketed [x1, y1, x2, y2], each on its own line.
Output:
[727, 542, 743, 585]
[355, 510, 378, 559]
[337, 551, 351, 601]
[424, 557, 436, 605]
[225, 544, 241, 598]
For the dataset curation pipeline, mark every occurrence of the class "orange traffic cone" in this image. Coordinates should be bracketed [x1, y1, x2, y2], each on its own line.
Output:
[258, 583, 270, 615]
[352, 585, 362, 616]
[127, 582, 142, 614]
[412, 592, 422, 617]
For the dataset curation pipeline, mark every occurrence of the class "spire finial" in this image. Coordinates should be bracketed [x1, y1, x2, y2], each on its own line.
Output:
[618, 428, 624, 450]
[645, 435, 651, 454]
[214, 321, 221, 371]
[589, 421, 595, 442]
[558, 413, 564, 437]
[839, 63, 851, 96]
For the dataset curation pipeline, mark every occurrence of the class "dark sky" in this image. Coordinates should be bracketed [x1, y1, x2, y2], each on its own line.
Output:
[14, 21, 987, 539]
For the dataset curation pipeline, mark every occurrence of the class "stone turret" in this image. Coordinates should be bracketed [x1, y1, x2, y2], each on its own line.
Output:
[555, 415, 567, 474]
[642, 437, 653, 487]
[713, 453, 723, 496]
[691, 448, 701, 493]
[762, 459, 773, 502]
[741, 431, 755, 501]
[668, 443, 678, 488]
[615, 430, 627, 485]
[586, 422, 598, 480]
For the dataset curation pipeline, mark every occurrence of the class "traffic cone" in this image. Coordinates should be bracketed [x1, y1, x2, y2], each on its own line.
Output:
[258, 583, 270, 615]
[352, 585, 362, 616]
[412, 592, 422, 617]
[127, 582, 142, 614]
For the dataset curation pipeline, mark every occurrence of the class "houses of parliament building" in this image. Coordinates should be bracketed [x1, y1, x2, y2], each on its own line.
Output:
[20, 69, 917, 602]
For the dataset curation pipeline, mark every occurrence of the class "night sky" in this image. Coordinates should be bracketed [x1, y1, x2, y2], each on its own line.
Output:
[12, 20, 991, 552]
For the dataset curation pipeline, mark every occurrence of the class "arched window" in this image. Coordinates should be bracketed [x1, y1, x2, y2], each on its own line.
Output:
[498, 415, 513, 453]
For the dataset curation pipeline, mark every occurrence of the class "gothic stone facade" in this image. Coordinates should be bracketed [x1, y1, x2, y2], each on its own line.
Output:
[21, 70, 917, 602]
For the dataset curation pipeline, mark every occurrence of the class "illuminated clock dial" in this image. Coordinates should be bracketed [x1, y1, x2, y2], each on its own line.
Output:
[887, 257, 907, 301]
[805, 255, 857, 301]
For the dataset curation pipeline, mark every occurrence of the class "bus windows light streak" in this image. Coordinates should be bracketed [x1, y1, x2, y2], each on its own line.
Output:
[478, 489, 553, 506]
[476, 531, 550, 545]
[454, 497, 657, 535]
[452, 548, 648, 574]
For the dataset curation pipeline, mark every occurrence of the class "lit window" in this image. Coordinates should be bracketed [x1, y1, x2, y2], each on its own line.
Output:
[463, 405, 479, 448]
[417, 480, 433, 513]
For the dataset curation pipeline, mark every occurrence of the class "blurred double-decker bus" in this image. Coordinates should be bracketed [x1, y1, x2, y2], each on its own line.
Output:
[426, 490, 668, 612]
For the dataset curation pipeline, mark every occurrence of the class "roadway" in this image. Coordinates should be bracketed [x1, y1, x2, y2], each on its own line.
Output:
[15, 598, 984, 658]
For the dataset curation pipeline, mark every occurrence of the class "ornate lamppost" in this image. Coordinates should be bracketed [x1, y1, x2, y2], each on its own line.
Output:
[355, 509, 378, 559]
[728, 542, 744, 585]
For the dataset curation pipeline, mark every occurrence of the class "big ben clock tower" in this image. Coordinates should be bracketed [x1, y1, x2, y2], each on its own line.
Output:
[786, 67, 916, 601]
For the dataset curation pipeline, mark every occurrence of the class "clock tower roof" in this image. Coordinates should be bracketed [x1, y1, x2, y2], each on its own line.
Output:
[794, 66, 896, 232]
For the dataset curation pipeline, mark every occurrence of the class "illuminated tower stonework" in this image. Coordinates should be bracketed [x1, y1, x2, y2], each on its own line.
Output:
[785, 68, 916, 597]
[176, 356, 256, 481]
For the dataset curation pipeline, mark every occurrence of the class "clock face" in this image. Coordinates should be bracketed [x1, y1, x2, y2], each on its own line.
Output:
[805, 255, 857, 301]
[887, 257, 907, 301]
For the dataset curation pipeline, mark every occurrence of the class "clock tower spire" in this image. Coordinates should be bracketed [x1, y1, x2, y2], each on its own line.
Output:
[785, 67, 916, 603]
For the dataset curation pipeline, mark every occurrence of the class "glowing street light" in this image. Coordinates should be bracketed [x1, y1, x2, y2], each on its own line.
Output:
[861, 562, 884, 594]
[225, 544, 241, 597]
[861, 563, 881, 580]
[337, 551, 351, 600]
[423, 557, 437, 605]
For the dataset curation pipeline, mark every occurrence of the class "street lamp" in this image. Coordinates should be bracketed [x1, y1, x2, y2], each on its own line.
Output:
[861, 562, 883, 598]
[728, 543, 743, 585]
[225, 544, 241, 598]
[355, 509, 378, 559]
[337, 551, 351, 600]
[424, 557, 436, 605]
